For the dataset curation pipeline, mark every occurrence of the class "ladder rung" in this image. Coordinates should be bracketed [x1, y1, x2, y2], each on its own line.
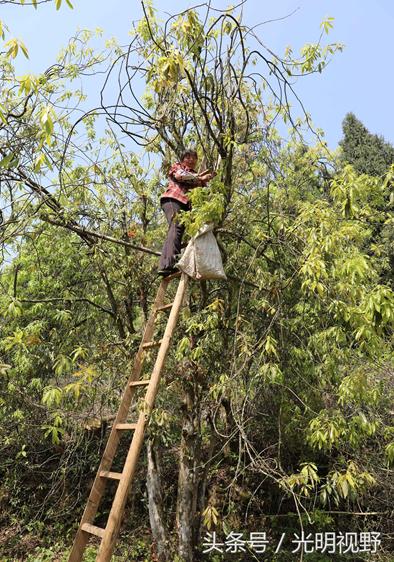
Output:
[129, 379, 150, 387]
[142, 340, 162, 349]
[156, 302, 174, 312]
[116, 423, 137, 430]
[81, 523, 105, 538]
[100, 470, 122, 480]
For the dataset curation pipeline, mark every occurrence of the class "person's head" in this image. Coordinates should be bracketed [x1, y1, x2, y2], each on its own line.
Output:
[180, 149, 198, 169]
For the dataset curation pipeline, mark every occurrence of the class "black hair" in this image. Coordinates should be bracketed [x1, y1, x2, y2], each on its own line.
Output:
[180, 149, 198, 160]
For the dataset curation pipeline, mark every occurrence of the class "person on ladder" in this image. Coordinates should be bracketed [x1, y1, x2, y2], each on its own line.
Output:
[158, 149, 216, 276]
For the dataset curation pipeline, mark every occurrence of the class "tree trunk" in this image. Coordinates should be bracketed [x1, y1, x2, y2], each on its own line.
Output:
[176, 380, 202, 562]
[195, 416, 218, 547]
[146, 438, 169, 561]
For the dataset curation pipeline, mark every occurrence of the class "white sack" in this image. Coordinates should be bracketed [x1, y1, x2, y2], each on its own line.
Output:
[176, 223, 227, 280]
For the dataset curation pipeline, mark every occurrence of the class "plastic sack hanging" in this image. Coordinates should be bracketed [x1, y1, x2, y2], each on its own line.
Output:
[176, 223, 227, 280]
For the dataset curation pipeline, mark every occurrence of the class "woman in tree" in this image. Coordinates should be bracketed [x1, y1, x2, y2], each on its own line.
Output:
[158, 149, 216, 276]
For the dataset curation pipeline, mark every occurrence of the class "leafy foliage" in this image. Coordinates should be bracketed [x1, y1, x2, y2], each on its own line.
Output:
[340, 112, 394, 177]
[0, 2, 393, 561]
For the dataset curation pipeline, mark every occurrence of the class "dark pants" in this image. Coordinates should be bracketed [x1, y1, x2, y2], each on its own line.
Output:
[159, 198, 190, 270]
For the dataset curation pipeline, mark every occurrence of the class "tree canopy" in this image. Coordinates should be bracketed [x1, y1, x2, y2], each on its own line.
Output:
[340, 112, 394, 177]
[0, 2, 393, 562]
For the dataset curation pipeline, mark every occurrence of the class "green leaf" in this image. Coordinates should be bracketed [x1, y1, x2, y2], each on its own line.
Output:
[53, 354, 72, 376]
[264, 335, 279, 359]
[0, 153, 14, 169]
[71, 346, 88, 361]
[339, 477, 349, 498]
[386, 442, 394, 466]
[34, 153, 46, 172]
[0, 103, 7, 124]
[43, 424, 64, 445]
[42, 386, 63, 407]
[64, 381, 81, 399]
[320, 17, 335, 35]
[6, 300, 23, 318]
[0, 363, 12, 376]
[19, 39, 29, 58]
[5, 38, 29, 59]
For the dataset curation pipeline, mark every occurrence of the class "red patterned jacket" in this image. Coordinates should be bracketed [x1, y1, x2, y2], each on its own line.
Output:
[160, 161, 207, 205]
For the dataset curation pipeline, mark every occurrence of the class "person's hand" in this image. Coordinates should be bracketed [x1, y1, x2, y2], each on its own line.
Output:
[198, 170, 217, 182]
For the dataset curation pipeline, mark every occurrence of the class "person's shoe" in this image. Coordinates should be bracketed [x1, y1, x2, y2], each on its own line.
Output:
[157, 268, 177, 277]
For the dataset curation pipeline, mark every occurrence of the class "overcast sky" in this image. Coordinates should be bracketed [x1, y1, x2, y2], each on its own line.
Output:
[2, 0, 394, 148]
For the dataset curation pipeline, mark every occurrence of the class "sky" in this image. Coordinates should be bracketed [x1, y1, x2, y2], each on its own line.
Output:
[2, 0, 394, 149]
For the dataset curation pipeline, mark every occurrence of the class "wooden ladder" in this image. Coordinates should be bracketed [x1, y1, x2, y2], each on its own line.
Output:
[68, 270, 189, 562]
